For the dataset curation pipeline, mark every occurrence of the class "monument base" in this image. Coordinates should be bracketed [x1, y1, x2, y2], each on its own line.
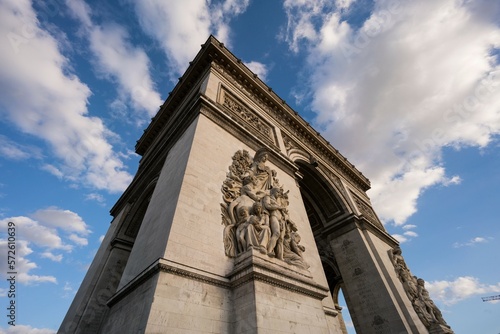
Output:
[99, 249, 341, 333]
[230, 248, 339, 333]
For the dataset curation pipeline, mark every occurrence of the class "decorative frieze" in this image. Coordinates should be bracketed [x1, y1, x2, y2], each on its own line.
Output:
[282, 132, 295, 153]
[219, 88, 276, 146]
[351, 193, 384, 230]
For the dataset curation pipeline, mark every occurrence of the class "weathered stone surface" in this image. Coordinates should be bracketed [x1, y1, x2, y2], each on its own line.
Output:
[60, 35, 452, 334]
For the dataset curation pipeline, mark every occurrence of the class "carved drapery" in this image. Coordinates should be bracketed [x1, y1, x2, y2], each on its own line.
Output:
[221, 148, 309, 270]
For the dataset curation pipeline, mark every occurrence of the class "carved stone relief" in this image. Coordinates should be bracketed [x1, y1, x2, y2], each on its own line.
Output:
[351, 193, 384, 230]
[389, 246, 453, 333]
[282, 133, 295, 153]
[219, 88, 276, 147]
[221, 148, 309, 270]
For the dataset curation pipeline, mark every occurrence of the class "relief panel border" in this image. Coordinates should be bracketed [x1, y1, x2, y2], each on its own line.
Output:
[217, 86, 278, 147]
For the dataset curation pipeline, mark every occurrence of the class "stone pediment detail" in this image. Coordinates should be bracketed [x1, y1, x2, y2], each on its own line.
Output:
[218, 88, 276, 146]
[220, 148, 309, 270]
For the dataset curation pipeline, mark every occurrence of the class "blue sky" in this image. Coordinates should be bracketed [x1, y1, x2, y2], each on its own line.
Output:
[0, 0, 499, 333]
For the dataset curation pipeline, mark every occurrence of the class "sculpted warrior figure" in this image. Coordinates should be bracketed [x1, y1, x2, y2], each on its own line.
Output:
[416, 278, 449, 327]
[263, 187, 286, 260]
[391, 246, 407, 271]
[389, 246, 452, 332]
[283, 230, 309, 269]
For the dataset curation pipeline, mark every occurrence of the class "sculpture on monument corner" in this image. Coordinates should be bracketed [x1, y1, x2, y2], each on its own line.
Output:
[221, 148, 309, 270]
[389, 246, 453, 333]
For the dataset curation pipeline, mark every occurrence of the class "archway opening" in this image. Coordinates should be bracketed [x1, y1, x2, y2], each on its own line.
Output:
[296, 160, 355, 333]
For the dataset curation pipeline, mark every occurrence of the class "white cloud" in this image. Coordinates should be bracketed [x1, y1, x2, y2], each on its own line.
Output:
[245, 61, 269, 81]
[394, 225, 418, 241]
[426, 276, 500, 305]
[0, 0, 133, 193]
[0, 208, 90, 284]
[98, 235, 105, 243]
[282, 0, 336, 52]
[391, 234, 408, 243]
[3, 216, 72, 251]
[65, 0, 91, 27]
[0, 135, 42, 160]
[40, 164, 64, 179]
[0, 143, 29, 160]
[210, 0, 250, 44]
[442, 175, 462, 186]
[471, 237, 487, 243]
[62, 281, 76, 299]
[453, 236, 489, 248]
[0, 325, 56, 334]
[66, 0, 163, 118]
[402, 224, 417, 230]
[31, 207, 90, 236]
[403, 230, 418, 238]
[134, 0, 210, 74]
[85, 192, 105, 204]
[133, 0, 250, 76]
[40, 251, 63, 262]
[89, 25, 163, 116]
[335, 0, 355, 10]
[283, 0, 500, 225]
[69, 233, 88, 246]
[0, 240, 57, 284]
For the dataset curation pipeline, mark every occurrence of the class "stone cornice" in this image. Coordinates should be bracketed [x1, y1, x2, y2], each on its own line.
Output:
[321, 214, 396, 247]
[107, 254, 329, 307]
[229, 249, 329, 300]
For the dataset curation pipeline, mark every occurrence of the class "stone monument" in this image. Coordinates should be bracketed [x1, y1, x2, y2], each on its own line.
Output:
[59, 35, 453, 333]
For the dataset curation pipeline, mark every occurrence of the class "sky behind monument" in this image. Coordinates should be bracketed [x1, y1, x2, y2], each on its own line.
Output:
[0, 0, 499, 333]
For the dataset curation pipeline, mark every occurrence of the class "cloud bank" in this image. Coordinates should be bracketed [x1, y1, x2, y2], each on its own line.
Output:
[66, 0, 163, 119]
[283, 0, 500, 225]
[0, 208, 91, 284]
[0, 0, 133, 192]
[132, 0, 251, 76]
[426, 276, 500, 305]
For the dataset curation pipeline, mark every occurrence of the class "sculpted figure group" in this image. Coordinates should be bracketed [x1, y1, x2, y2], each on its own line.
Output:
[390, 247, 453, 332]
[221, 149, 309, 270]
